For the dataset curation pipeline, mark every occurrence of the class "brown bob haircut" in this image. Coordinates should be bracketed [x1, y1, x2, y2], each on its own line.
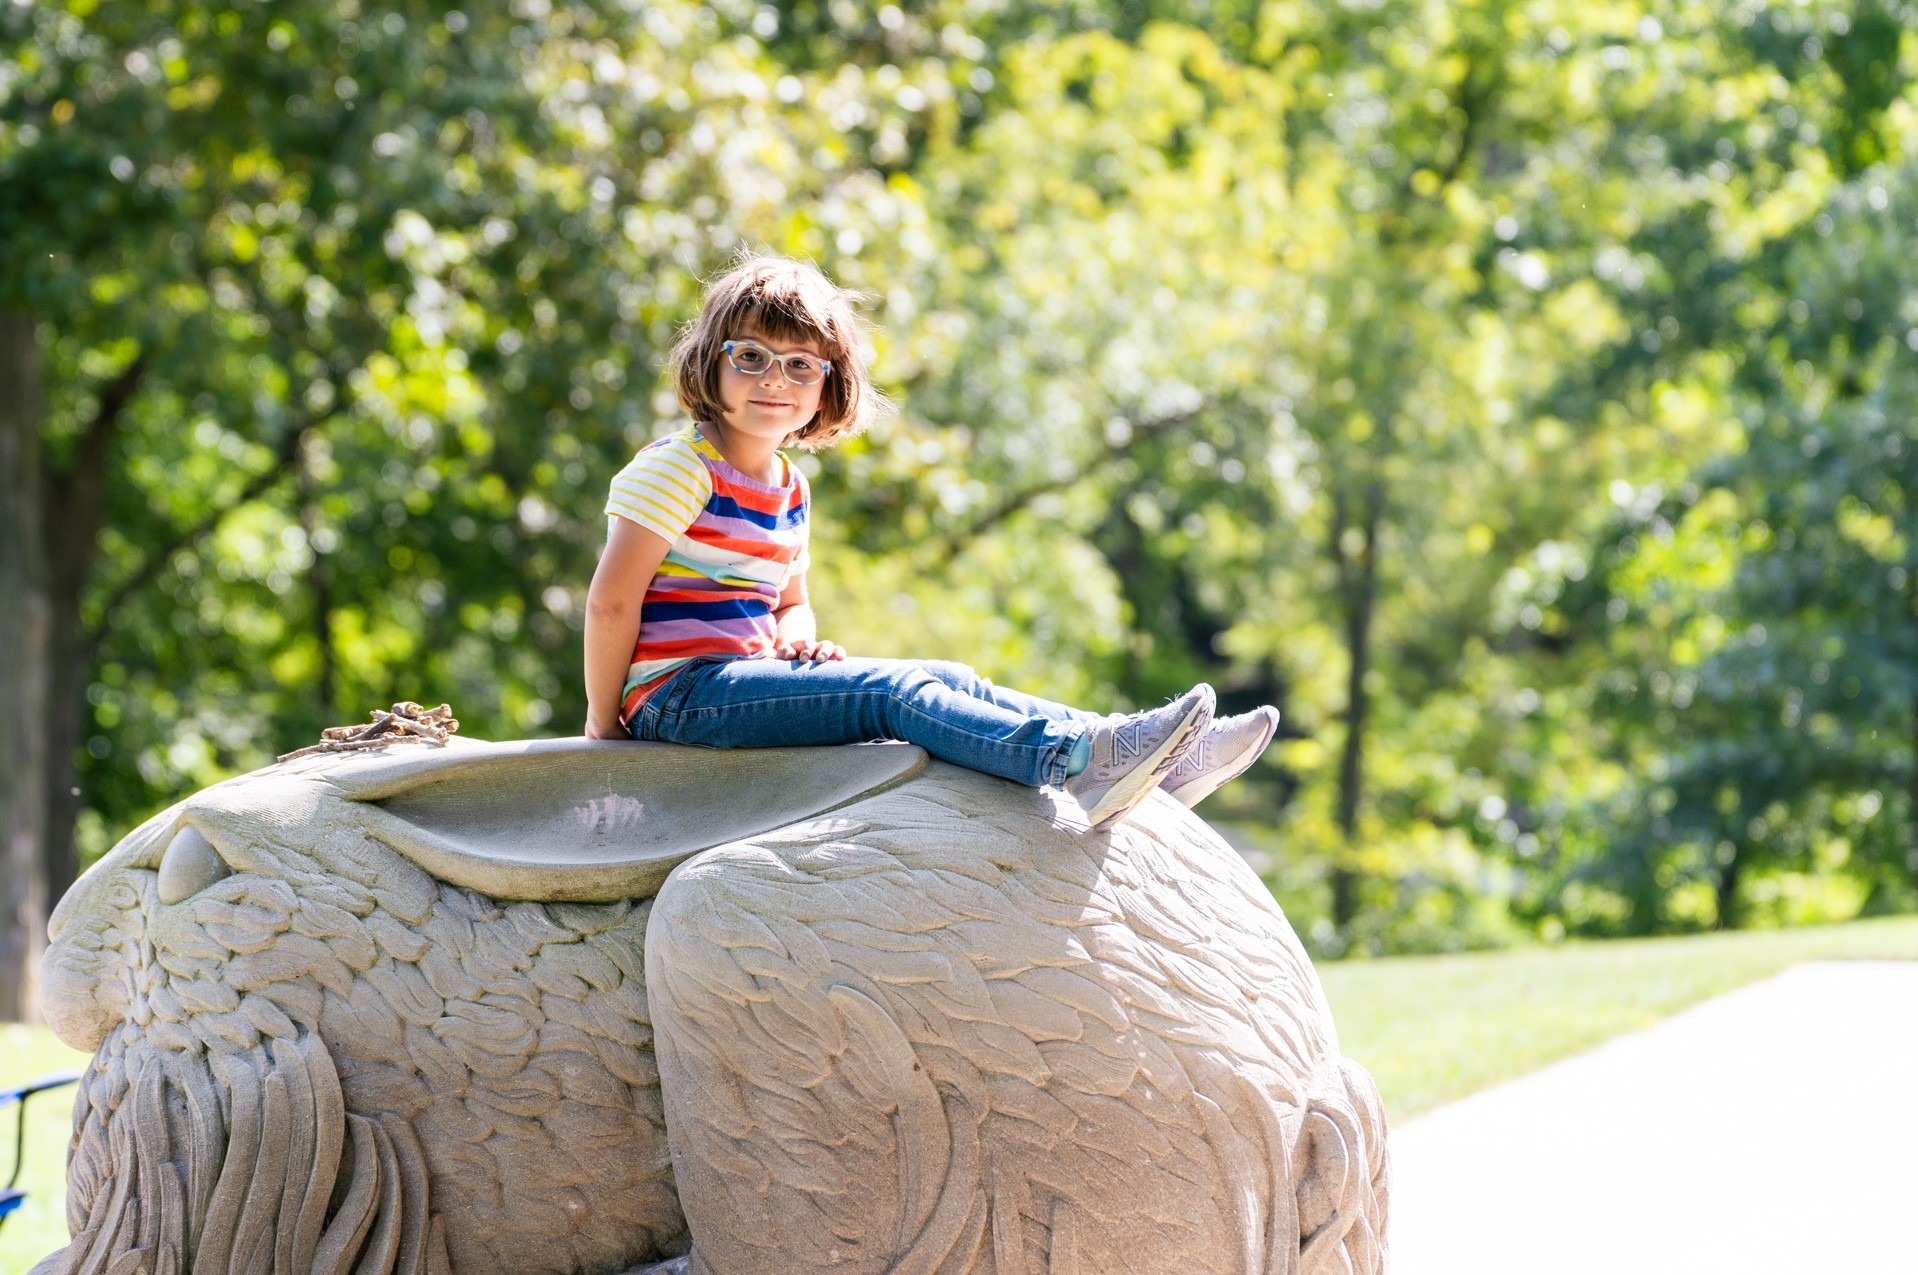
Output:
[670, 254, 888, 450]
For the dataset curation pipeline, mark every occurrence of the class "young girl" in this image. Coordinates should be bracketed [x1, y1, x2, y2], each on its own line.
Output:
[582, 256, 1278, 831]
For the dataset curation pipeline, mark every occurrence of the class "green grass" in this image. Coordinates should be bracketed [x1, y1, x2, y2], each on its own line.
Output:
[0, 1024, 89, 1275]
[4, 917, 1914, 1267]
[1319, 914, 1918, 1125]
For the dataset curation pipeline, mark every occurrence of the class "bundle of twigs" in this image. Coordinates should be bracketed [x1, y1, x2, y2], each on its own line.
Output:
[277, 701, 461, 762]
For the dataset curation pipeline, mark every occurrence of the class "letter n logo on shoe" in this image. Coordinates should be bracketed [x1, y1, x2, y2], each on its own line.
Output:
[1109, 720, 1145, 764]
[1171, 736, 1211, 779]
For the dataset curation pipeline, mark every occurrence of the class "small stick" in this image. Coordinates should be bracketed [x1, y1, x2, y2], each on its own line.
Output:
[278, 702, 461, 762]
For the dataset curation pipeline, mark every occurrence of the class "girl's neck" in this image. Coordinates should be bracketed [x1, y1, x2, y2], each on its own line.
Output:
[697, 420, 785, 485]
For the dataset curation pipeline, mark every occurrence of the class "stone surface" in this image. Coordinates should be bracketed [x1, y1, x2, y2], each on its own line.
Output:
[1389, 960, 1918, 1275]
[36, 737, 1388, 1274]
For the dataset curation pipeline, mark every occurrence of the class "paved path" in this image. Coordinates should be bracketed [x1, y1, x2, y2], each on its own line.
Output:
[1385, 961, 1918, 1275]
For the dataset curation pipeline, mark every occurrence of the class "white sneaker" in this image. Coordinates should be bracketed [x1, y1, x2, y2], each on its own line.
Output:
[1160, 706, 1280, 808]
[1063, 685, 1215, 831]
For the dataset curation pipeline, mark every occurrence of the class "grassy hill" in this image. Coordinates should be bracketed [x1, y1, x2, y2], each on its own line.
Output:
[1319, 915, 1918, 1124]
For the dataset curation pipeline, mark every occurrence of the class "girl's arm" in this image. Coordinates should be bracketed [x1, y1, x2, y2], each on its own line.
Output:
[772, 570, 845, 663]
[583, 517, 672, 738]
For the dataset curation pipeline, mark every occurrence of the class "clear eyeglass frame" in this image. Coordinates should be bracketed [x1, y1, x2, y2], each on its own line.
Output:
[722, 339, 832, 386]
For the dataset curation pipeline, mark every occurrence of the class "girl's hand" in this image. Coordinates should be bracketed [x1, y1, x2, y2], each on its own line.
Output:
[583, 714, 627, 741]
[775, 638, 846, 663]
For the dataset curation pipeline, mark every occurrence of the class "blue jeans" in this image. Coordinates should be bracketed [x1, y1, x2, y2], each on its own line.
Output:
[629, 657, 1096, 787]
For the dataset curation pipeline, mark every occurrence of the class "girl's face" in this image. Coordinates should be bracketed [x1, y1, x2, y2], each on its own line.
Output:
[716, 327, 828, 446]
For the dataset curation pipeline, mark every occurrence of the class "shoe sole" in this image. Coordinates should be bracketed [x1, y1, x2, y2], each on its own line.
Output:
[1163, 709, 1279, 809]
[1082, 690, 1215, 832]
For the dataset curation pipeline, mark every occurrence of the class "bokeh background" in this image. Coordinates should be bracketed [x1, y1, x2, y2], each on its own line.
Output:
[3, 0, 1916, 1023]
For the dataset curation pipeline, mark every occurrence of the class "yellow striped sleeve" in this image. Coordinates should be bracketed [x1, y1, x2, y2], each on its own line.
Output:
[605, 435, 711, 542]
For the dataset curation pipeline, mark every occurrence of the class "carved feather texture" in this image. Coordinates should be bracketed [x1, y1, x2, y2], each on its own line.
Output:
[40, 745, 1384, 1275]
[40, 780, 686, 1275]
[647, 763, 1389, 1275]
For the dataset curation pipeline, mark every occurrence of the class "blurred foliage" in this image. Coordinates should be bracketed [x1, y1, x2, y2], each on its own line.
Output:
[3, 0, 1915, 956]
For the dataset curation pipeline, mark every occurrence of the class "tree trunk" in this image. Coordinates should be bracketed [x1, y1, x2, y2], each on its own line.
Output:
[1330, 483, 1383, 932]
[0, 312, 50, 1022]
[41, 353, 141, 914]
[1909, 557, 1918, 891]
[1908, 696, 1917, 891]
[1715, 840, 1743, 931]
[41, 597, 87, 911]
[302, 475, 336, 718]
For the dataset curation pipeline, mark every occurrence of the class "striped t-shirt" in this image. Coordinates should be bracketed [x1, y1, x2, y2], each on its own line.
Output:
[604, 425, 810, 720]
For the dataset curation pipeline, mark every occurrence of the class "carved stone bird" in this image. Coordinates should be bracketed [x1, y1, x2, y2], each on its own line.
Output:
[35, 737, 1388, 1275]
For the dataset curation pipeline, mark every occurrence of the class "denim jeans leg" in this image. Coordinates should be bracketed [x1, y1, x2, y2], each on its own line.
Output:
[913, 660, 1101, 727]
[645, 656, 1085, 787]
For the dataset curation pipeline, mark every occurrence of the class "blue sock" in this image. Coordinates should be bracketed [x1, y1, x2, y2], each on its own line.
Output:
[1066, 731, 1090, 777]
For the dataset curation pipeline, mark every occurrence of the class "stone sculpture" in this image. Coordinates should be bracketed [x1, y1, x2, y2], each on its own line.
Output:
[34, 735, 1389, 1275]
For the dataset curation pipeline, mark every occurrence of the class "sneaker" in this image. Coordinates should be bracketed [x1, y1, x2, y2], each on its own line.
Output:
[1063, 685, 1215, 831]
[1160, 706, 1280, 808]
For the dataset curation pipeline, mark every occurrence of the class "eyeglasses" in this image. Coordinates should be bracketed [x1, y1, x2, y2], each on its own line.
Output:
[722, 339, 832, 386]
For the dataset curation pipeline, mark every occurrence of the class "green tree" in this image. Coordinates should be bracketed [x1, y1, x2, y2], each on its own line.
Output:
[6, 0, 1918, 1005]
[0, 0, 674, 1008]
[1571, 164, 1918, 928]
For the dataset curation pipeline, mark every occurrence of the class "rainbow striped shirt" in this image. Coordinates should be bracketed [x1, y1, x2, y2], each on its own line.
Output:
[604, 425, 810, 721]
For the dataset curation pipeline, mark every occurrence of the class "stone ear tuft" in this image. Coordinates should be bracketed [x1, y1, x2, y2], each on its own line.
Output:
[156, 824, 234, 904]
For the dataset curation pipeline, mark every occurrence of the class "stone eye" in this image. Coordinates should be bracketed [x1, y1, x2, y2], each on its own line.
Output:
[155, 825, 231, 904]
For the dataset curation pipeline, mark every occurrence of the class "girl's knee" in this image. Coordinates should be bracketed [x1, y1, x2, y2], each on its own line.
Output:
[888, 665, 944, 703]
[878, 666, 951, 731]
[918, 659, 980, 692]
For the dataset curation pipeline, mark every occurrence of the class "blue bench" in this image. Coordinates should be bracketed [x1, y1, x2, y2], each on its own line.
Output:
[0, 1071, 84, 1230]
